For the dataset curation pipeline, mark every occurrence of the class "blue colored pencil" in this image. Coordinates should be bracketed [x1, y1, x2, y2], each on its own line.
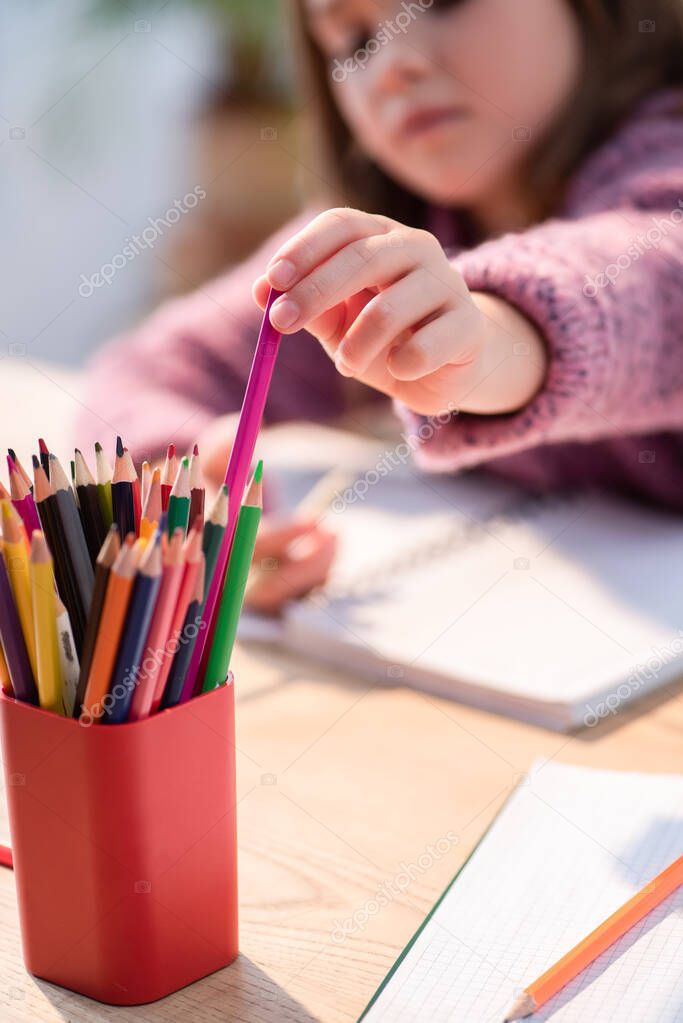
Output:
[104, 532, 162, 723]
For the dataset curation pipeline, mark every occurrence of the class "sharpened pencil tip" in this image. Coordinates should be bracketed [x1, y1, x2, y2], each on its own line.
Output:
[254, 459, 263, 483]
[32, 454, 40, 469]
[167, 443, 176, 458]
[8, 448, 16, 460]
[95, 441, 102, 452]
[193, 442, 199, 456]
[116, 435, 124, 457]
[38, 438, 49, 455]
[181, 455, 189, 468]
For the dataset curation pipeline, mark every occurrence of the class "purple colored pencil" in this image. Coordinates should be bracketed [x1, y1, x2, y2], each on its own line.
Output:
[0, 551, 38, 704]
[180, 287, 282, 701]
[8, 455, 41, 537]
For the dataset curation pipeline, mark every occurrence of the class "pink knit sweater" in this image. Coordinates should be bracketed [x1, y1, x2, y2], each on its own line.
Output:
[78, 91, 683, 509]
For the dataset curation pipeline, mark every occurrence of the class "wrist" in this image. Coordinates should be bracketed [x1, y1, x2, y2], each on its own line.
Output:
[457, 292, 548, 415]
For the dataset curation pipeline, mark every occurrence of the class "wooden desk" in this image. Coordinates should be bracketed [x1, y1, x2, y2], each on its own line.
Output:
[1, 639, 682, 1023]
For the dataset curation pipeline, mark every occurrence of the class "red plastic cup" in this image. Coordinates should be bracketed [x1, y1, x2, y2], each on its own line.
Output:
[0, 677, 238, 1005]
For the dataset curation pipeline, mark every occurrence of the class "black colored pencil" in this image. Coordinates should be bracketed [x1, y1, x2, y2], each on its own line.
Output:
[48, 455, 95, 654]
[112, 436, 136, 538]
[74, 449, 107, 564]
[73, 525, 120, 718]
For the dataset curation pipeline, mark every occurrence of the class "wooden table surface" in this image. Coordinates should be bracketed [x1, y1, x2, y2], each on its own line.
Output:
[2, 637, 683, 1023]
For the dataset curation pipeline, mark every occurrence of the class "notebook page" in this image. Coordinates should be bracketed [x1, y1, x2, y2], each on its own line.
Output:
[361, 763, 683, 1023]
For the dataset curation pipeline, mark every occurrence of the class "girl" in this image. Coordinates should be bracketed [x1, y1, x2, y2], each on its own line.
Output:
[80, 0, 683, 609]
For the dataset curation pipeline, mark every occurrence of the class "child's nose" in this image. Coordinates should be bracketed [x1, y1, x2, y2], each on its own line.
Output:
[368, 34, 436, 93]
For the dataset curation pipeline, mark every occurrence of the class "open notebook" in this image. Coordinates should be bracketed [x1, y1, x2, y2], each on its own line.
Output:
[241, 424, 683, 730]
[359, 762, 683, 1022]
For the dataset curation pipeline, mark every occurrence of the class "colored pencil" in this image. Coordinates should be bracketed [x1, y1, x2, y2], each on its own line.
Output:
[8, 456, 40, 538]
[127, 529, 185, 721]
[55, 594, 79, 716]
[112, 436, 136, 539]
[189, 443, 205, 524]
[161, 443, 177, 512]
[0, 541, 38, 703]
[1, 500, 38, 679]
[38, 438, 50, 478]
[0, 644, 10, 696]
[33, 456, 79, 647]
[74, 449, 107, 563]
[126, 446, 142, 533]
[8, 449, 32, 493]
[50, 454, 95, 651]
[202, 484, 229, 599]
[187, 287, 282, 695]
[0, 479, 9, 502]
[503, 854, 683, 1020]
[167, 456, 191, 537]
[81, 537, 139, 722]
[73, 525, 120, 718]
[140, 466, 161, 537]
[95, 442, 113, 529]
[152, 524, 203, 711]
[29, 532, 64, 714]
[105, 531, 163, 723]
[160, 555, 205, 710]
[141, 460, 152, 510]
[202, 463, 262, 692]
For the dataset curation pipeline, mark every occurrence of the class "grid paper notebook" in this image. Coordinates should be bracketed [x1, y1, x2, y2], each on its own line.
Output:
[360, 763, 683, 1022]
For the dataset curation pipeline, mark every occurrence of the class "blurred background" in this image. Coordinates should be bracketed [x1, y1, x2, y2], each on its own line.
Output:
[2, 0, 323, 366]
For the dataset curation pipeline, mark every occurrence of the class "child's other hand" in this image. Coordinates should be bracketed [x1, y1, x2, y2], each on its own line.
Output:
[253, 208, 545, 418]
[246, 518, 337, 614]
[196, 413, 240, 488]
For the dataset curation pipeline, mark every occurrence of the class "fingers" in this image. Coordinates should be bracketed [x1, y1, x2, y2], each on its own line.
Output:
[253, 517, 318, 557]
[265, 208, 392, 291]
[268, 231, 421, 334]
[388, 305, 483, 381]
[335, 270, 447, 377]
[247, 528, 337, 614]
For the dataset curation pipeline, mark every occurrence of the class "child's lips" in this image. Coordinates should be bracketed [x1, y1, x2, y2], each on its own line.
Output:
[398, 105, 468, 138]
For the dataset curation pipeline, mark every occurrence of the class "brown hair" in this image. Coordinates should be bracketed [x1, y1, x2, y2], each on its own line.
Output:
[290, 0, 683, 229]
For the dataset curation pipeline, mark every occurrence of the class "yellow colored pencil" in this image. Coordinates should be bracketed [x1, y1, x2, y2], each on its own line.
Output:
[30, 532, 64, 714]
[1, 499, 37, 680]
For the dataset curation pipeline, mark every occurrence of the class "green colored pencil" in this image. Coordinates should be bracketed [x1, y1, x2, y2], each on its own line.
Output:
[167, 456, 191, 538]
[95, 442, 113, 529]
[202, 484, 228, 600]
[202, 463, 262, 692]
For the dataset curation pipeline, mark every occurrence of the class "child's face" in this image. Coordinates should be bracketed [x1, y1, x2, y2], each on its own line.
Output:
[306, 0, 582, 211]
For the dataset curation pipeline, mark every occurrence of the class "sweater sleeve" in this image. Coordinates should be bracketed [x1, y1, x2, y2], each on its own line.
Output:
[395, 98, 683, 472]
[75, 207, 344, 462]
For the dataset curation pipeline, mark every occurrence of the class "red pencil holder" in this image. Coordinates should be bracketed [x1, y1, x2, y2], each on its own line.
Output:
[0, 679, 238, 1005]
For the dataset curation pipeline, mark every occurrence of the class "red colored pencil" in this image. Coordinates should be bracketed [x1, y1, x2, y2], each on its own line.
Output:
[189, 443, 205, 525]
[161, 444, 177, 513]
[8, 456, 40, 538]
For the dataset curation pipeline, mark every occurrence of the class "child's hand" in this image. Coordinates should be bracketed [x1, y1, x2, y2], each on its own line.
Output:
[246, 518, 337, 614]
[253, 208, 546, 417]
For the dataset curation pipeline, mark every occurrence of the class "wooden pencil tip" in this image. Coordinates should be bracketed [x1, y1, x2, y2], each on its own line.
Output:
[254, 459, 263, 484]
[32, 454, 40, 469]
[167, 443, 176, 458]
[193, 442, 199, 456]
[38, 438, 49, 455]
[95, 441, 102, 453]
[502, 992, 536, 1020]
[8, 448, 16, 460]
[116, 435, 124, 458]
[181, 456, 189, 469]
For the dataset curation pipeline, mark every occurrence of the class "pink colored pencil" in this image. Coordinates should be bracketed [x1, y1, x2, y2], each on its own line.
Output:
[8, 456, 40, 537]
[151, 527, 203, 712]
[181, 288, 282, 699]
[127, 529, 186, 721]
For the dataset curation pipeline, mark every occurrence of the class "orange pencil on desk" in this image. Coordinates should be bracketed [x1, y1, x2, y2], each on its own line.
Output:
[503, 853, 683, 1020]
[81, 536, 139, 721]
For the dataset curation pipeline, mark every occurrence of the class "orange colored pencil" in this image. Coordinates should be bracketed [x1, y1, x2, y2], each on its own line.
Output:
[127, 529, 185, 721]
[81, 536, 139, 722]
[140, 466, 161, 540]
[503, 854, 683, 1020]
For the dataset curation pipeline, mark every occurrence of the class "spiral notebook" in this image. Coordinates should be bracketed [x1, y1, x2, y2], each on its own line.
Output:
[359, 762, 683, 1022]
[242, 424, 683, 731]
